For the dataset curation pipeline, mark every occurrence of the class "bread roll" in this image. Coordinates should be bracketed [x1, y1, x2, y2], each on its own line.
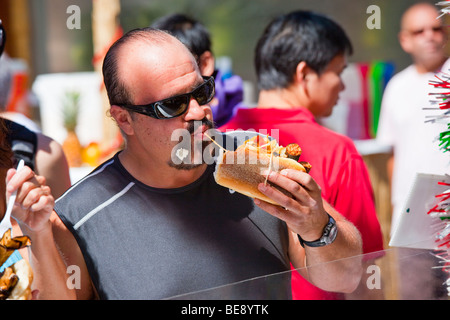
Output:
[214, 145, 307, 206]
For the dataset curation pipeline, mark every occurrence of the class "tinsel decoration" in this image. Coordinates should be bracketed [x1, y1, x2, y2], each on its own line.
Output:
[436, 1, 450, 18]
[428, 73, 450, 152]
[427, 181, 450, 296]
[439, 124, 450, 153]
[425, 1, 450, 296]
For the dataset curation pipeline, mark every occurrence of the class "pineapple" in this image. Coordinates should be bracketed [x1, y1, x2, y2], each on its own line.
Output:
[62, 90, 83, 167]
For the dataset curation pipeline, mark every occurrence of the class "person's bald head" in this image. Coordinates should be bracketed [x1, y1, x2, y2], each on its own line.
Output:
[401, 3, 441, 31]
[399, 2, 448, 73]
[102, 28, 199, 107]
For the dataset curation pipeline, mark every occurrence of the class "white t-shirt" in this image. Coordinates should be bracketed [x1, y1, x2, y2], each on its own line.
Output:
[377, 59, 450, 233]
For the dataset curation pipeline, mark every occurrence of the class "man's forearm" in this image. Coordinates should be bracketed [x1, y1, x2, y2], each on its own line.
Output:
[21, 221, 76, 300]
[303, 219, 363, 293]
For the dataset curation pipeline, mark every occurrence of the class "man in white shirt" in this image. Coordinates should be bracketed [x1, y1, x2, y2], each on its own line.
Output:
[376, 2, 449, 299]
[377, 2, 450, 234]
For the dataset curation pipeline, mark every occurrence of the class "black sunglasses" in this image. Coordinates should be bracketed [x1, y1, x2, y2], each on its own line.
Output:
[118, 76, 215, 119]
[0, 20, 5, 57]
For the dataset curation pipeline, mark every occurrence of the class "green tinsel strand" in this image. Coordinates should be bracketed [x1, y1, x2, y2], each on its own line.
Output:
[439, 124, 450, 153]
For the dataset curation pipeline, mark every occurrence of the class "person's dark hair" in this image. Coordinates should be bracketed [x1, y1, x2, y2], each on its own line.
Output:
[255, 10, 353, 90]
[0, 21, 13, 168]
[102, 27, 169, 106]
[0, 19, 6, 58]
[0, 118, 13, 169]
[151, 13, 211, 60]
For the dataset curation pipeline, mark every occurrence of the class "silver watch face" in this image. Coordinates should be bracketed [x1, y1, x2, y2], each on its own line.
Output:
[323, 225, 338, 244]
[299, 214, 337, 247]
[322, 216, 338, 244]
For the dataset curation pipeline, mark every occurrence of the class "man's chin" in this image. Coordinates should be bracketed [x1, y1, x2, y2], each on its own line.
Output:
[168, 142, 212, 170]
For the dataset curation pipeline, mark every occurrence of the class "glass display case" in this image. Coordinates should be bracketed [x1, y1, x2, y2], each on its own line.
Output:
[167, 246, 449, 300]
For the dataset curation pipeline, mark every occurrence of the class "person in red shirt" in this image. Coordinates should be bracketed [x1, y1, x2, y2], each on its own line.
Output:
[221, 10, 384, 299]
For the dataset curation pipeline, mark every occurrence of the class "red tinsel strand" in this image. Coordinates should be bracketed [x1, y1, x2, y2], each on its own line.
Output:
[438, 102, 450, 110]
[437, 240, 450, 248]
[430, 75, 450, 88]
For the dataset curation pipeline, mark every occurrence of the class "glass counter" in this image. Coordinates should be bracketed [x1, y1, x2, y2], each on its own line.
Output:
[166, 246, 449, 300]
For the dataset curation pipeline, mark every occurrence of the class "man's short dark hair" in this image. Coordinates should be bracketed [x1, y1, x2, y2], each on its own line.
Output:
[255, 10, 353, 91]
[151, 13, 211, 60]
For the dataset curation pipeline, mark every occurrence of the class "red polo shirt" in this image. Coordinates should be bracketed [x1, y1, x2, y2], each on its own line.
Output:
[220, 107, 384, 299]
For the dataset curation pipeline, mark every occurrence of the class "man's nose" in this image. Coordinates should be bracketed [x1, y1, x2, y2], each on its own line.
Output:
[183, 97, 207, 121]
[424, 28, 435, 38]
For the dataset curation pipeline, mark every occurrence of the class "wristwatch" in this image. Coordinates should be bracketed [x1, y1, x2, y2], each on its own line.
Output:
[298, 213, 338, 248]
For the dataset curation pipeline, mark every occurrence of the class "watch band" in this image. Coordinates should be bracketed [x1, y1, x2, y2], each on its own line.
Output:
[298, 213, 337, 248]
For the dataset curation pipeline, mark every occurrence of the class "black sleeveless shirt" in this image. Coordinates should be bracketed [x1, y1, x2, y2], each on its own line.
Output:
[55, 153, 291, 299]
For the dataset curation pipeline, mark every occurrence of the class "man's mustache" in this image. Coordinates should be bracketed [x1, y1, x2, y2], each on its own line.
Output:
[186, 118, 215, 134]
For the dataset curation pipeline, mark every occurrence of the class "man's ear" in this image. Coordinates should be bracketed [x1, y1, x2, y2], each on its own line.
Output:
[110, 105, 134, 136]
[198, 51, 215, 77]
[294, 61, 312, 86]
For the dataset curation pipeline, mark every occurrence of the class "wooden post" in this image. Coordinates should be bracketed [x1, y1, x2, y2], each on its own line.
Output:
[91, 0, 122, 152]
[2, 0, 32, 73]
